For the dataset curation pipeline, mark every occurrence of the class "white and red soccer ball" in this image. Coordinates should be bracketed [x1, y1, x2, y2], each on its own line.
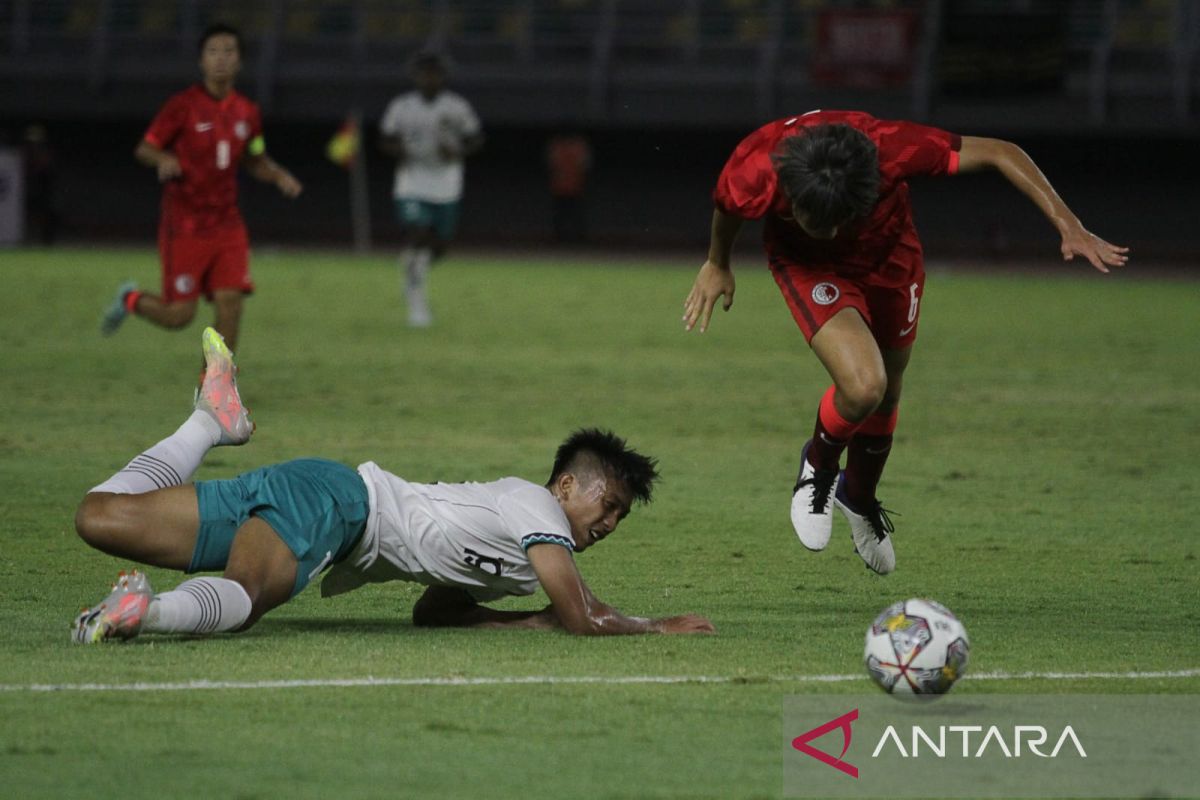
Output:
[864, 598, 970, 695]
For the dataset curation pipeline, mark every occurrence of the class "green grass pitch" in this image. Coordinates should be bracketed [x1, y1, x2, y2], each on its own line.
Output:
[0, 247, 1196, 799]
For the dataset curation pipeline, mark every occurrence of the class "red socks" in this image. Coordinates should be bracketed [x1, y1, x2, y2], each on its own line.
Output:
[806, 385, 900, 505]
[123, 290, 142, 314]
[807, 385, 860, 470]
[843, 407, 899, 507]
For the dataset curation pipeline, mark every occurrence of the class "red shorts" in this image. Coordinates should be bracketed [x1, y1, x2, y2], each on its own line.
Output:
[769, 249, 925, 350]
[158, 222, 253, 303]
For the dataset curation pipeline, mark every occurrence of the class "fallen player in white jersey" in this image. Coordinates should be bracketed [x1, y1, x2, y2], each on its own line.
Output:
[72, 328, 715, 643]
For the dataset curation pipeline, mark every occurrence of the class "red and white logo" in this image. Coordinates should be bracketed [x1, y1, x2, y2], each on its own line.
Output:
[811, 282, 840, 306]
[791, 708, 859, 778]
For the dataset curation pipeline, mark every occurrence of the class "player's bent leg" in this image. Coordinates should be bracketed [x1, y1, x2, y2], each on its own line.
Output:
[134, 296, 199, 331]
[221, 516, 300, 630]
[110, 518, 293, 642]
[810, 308, 888, 422]
[840, 346, 910, 573]
[843, 346, 909, 507]
[74, 486, 201, 569]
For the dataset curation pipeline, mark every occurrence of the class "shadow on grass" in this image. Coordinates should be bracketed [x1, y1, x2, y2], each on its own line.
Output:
[254, 617, 426, 637]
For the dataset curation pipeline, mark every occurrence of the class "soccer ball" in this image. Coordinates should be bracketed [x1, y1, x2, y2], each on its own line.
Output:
[864, 598, 970, 695]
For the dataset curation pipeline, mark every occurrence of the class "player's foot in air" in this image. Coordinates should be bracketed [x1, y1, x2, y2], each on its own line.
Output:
[834, 476, 897, 575]
[407, 287, 433, 328]
[197, 327, 254, 446]
[72, 570, 153, 644]
[790, 441, 838, 550]
[99, 280, 138, 336]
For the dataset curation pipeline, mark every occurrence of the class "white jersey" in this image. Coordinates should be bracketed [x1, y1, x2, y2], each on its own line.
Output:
[379, 90, 481, 203]
[320, 462, 575, 602]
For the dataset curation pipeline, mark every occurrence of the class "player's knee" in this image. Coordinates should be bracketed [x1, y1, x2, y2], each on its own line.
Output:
[74, 493, 123, 552]
[162, 303, 197, 329]
[839, 374, 887, 421]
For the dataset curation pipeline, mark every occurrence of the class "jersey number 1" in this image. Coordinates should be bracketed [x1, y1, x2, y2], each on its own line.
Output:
[216, 140, 231, 170]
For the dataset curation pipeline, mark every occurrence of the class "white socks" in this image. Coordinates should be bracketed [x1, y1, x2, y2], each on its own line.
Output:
[403, 246, 434, 326]
[143, 577, 253, 635]
[404, 246, 432, 293]
[90, 410, 221, 495]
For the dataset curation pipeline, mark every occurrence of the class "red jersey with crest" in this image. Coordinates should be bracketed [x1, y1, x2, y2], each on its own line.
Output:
[143, 85, 263, 234]
[713, 110, 961, 287]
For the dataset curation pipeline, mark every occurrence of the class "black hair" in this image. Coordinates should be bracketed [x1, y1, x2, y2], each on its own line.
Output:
[549, 429, 660, 505]
[770, 123, 880, 231]
[198, 23, 242, 56]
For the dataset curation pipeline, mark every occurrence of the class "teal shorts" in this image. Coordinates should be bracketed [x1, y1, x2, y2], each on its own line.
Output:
[191, 458, 369, 597]
[395, 197, 460, 241]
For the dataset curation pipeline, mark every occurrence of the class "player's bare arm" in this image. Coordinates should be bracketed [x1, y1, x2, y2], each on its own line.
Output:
[244, 153, 303, 198]
[411, 585, 560, 630]
[134, 139, 182, 182]
[684, 208, 744, 333]
[956, 136, 1129, 273]
[528, 543, 715, 635]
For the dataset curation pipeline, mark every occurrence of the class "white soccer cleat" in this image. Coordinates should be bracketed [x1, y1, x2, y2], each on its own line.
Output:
[196, 327, 254, 446]
[834, 477, 897, 575]
[790, 442, 838, 551]
[72, 570, 154, 644]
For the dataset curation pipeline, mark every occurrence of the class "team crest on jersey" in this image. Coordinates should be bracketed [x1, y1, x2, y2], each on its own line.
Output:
[234, 121, 250, 140]
[811, 282, 840, 305]
[174, 275, 195, 294]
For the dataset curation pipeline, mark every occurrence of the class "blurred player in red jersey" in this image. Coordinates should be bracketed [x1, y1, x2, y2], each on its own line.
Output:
[101, 23, 303, 358]
[682, 111, 1128, 574]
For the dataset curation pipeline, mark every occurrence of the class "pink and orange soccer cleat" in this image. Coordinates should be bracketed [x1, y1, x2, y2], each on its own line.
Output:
[72, 570, 154, 644]
[196, 327, 254, 446]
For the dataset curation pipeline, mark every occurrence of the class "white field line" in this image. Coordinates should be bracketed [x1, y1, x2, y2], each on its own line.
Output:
[1, 669, 1197, 694]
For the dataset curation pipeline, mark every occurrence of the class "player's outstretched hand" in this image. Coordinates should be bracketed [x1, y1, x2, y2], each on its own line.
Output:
[683, 260, 735, 333]
[276, 173, 303, 199]
[658, 614, 717, 634]
[156, 154, 182, 182]
[1060, 224, 1129, 273]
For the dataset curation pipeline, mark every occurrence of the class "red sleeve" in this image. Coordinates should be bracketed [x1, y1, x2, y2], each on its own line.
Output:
[143, 94, 186, 150]
[874, 119, 962, 178]
[712, 123, 782, 220]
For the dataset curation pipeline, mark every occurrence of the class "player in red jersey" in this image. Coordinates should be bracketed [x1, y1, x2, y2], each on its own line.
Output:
[101, 23, 302, 359]
[682, 111, 1128, 574]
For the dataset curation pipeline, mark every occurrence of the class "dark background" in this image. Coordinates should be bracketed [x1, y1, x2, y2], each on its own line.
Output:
[9, 120, 1195, 260]
[2, 0, 1198, 262]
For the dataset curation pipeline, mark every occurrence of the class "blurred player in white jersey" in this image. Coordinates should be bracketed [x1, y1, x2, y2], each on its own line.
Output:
[379, 51, 483, 327]
[71, 328, 714, 643]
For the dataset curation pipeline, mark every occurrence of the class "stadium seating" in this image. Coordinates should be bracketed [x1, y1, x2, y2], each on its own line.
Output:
[0, 0, 1194, 127]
